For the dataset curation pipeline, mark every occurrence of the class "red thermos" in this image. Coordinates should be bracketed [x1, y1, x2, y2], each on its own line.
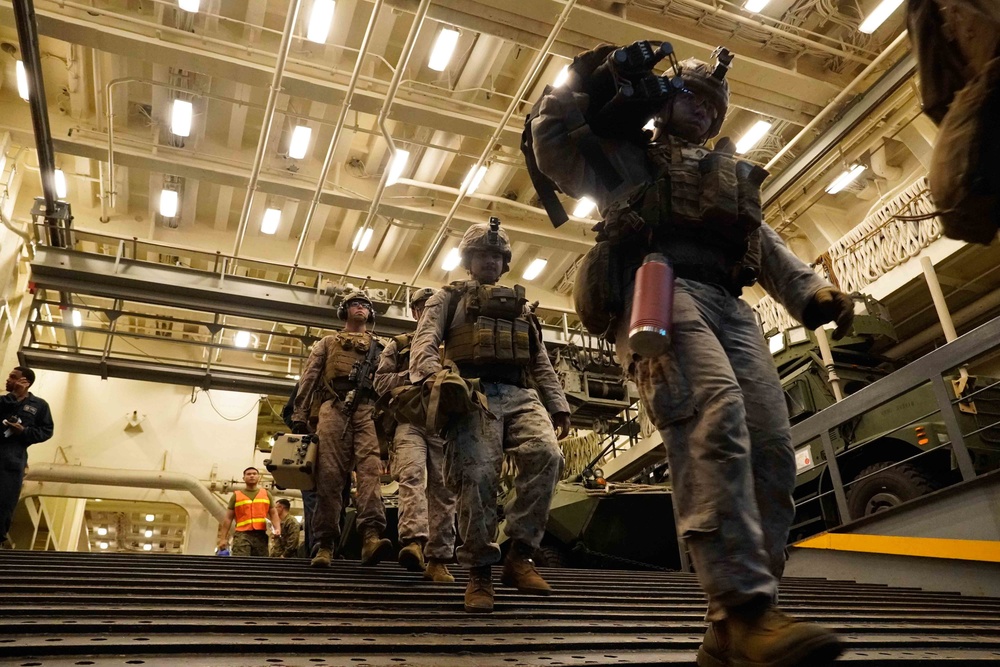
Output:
[628, 253, 675, 358]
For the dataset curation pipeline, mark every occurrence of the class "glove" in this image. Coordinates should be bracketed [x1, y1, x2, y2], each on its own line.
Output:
[291, 421, 309, 435]
[567, 43, 619, 86]
[803, 287, 855, 340]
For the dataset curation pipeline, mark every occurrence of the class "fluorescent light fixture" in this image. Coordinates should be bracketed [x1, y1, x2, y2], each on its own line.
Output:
[352, 227, 374, 251]
[768, 332, 785, 355]
[261, 207, 281, 234]
[573, 197, 597, 218]
[171, 100, 193, 137]
[145, 514, 155, 522]
[522, 258, 548, 281]
[461, 165, 488, 194]
[234, 330, 252, 348]
[386, 149, 410, 186]
[288, 125, 312, 160]
[735, 120, 772, 155]
[143, 543, 153, 551]
[54, 169, 68, 198]
[178, 0, 200, 12]
[859, 0, 905, 33]
[93, 499, 102, 502]
[744, 0, 770, 12]
[99, 542, 109, 549]
[787, 326, 810, 345]
[144, 529, 153, 538]
[159, 189, 179, 218]
[97, 527, 108, 536]
[15, 60, 29, 100]
[553, 65, 570, 88]
[441, 248, 462, 272]
[306, 0, 336, 43]
[428, 28, 460, 71]
[825, 164, 866, 194]
[71, 310, 82, 327]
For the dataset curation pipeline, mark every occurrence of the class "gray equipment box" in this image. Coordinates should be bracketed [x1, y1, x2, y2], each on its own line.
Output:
[263, 433, 317, 490]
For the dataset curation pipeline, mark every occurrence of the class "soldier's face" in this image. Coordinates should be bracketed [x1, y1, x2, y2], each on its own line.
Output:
[469, 250, 504, 284]
[243, 469, 260, 486]
[663, 90, 715, 143]
[347, 301, 371, 323]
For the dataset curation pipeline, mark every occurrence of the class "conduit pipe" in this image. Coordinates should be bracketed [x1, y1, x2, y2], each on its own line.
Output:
[291, 0, 386, 273]
[91, 48, 109, 222]
[24, 463, 228, 523]
[921, 256, 969, 383]
[338, 0, 433, 281]
[409, 0, 580, 284]
[766, 31, 909, 171]
[231, 0, 304, 260]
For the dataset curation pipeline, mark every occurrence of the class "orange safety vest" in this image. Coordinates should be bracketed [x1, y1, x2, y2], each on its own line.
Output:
[233, 488, 270, 532]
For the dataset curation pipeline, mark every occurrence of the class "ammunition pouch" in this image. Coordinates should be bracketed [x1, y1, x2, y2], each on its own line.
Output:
[377, 365, 496, 435]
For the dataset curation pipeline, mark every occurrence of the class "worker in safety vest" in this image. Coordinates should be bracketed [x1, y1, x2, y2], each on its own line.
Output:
[218, 466, 281, 557]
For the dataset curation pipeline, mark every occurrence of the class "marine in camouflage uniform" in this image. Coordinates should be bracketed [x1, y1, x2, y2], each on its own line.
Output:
[374, 287, 458, 583]
[531, 45, 853, 667]
[269, 498, 302, 558]
[409, 219, 572, 614]
[291, 292, 393, 568]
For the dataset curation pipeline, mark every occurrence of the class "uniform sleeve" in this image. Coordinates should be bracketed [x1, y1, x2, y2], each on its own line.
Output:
[409, 290, 451, 384]
[527, 319, 571, 415]
[530, 86, 652, 211]
[373, 338, 407, 396]
[281, 518, 301, 558]
[23, 399, 53, 445]
[292, 338, 327, 424]
[756, 223, 830, 324]
[227, 494, 236, 511]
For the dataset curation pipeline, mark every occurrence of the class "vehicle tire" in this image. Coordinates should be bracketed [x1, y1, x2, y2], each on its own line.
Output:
[534, 544, 569, 568]
[846, 462, 939, 519]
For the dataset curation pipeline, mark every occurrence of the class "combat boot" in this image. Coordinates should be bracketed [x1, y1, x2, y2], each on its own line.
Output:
[500, 541, 552, 595]
[464, 565, 494, 613]
[310, 546, 333, 568]
[424, 558, 455, 583]
[398, 541, 426, 572]
[696, 602, 843, 667]
[360, 527, 392, 566]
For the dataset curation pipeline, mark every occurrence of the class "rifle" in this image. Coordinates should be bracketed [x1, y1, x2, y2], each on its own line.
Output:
[341, 332, 384, 440]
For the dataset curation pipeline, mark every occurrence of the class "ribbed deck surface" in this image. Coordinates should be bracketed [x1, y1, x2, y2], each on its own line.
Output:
[1, 551, 999, 666]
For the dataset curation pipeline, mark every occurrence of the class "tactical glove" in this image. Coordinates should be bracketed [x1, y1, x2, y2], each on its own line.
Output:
[803, 287, 855, 340]
[291, 421, 310, 435]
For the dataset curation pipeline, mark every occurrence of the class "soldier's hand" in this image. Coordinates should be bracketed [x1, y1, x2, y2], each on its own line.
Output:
[567, 44, 619, 85]
[805, 287, 855, 340]
[217, 538, 228, 550]
[292, 421, 309, 435]
[552, 412, 572, 440]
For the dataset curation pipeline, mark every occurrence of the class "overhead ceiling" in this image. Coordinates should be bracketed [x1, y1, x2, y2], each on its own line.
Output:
[0, 0, 918, 313]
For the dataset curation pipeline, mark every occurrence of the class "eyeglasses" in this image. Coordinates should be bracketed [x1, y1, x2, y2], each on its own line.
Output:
[347, 300, 372, 310]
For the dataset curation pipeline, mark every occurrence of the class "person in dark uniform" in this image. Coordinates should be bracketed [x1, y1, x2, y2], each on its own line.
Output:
[0, 366, 54, 549]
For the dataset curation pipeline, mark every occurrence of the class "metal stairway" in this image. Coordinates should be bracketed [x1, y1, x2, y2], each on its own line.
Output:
[1, 551, 999, 666]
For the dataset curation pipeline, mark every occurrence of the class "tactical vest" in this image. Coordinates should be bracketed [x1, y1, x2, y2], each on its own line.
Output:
[323, 332, 373, 384]
[233, 488, 269, 532]
[443, 281, 534, 385]
[392, 333, 414, 371]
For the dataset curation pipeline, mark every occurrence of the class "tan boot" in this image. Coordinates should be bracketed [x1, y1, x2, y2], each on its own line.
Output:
[424, 558, 455, 583]
[464, 565, 494, 613]
[398, 541, 426, 572]
[500, 541, 551, 595]
[360, 528, 392, 566]
[310, 546, 333, 568]
[696, 603, 843, 667]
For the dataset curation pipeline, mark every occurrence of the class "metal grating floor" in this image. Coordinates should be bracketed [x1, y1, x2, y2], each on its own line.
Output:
[1, 551, 999, 666]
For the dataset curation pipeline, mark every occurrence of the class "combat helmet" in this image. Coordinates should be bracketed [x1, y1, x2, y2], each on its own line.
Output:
[409, 287, 437, 309]
[673, 57, 730, 140]
[458, 217, 512, 274]
[337, 290, 375, 323]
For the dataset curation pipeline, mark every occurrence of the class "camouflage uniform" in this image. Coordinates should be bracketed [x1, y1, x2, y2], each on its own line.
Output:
[270, 515, 301, 558]
[531, 74, 830, 621]
[374, 335, 457, 561]
[409, 288, 569, 567]
[231, 530, 269, 557]
[292, 332, 386, 550]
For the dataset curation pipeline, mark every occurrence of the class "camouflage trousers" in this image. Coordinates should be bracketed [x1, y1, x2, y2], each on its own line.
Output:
[617, 278, 796, 622]
[446, 382, 564, 567]
[312, 400, 386, 549]
[231, 530, 269, 557]
[393, 423, 457, 561]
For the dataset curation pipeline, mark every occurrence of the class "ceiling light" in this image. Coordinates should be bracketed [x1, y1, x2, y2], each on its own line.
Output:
[99, 542, 108, 549]
[825, 164, 866, 194]
[54, 169, 67, 198]
[553, 65, 570, 88]
[352, 227, 374, 251]
[145, 514, 155, 522]
[144, 529, 153, 538]
[143, 543, 153, 551]
[261, 207, 281, 234]
[572, 197, 597, 218]
[735, 120, 773, 155]
[744, 0, 770, 12]
[178, 0, 200, 12]
[428, 28, 460, 72]
[522, 258, 548, 281]
[96, 527, 108, 536]
[306, 0, 336, 43]
[159, 189, 179, 218]
[288, 125, 312, 160]
[15, 61, 29, 101]
[441, 248, 462, 272]
[93, 498, 102, 502]
[386, 149, 410, 186]
[71, 310, 82, 327]
[171, 100, 193, 137]
[859, 0, 905, 33]
[234, 330, 252, 348]
[461, 165, 488, 194]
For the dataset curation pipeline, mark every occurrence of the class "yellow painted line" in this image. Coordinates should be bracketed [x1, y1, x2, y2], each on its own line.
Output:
[795, 533, 1000, 563]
